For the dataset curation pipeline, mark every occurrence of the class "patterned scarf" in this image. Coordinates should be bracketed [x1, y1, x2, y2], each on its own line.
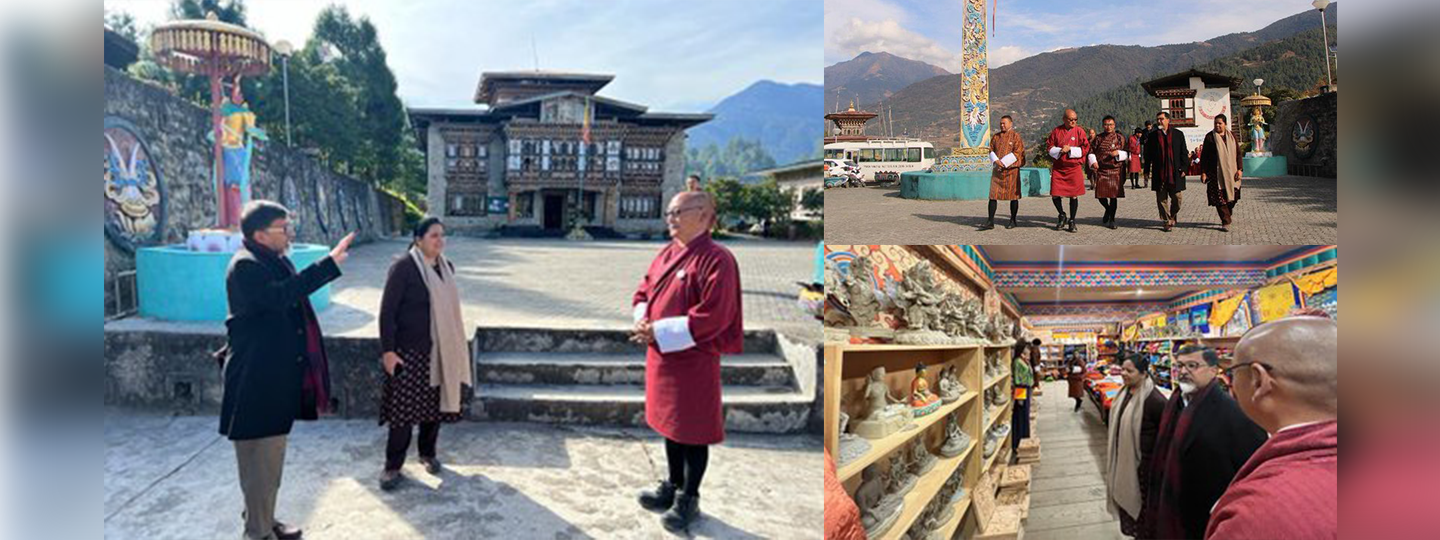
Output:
[1146, 381, 1218, 539]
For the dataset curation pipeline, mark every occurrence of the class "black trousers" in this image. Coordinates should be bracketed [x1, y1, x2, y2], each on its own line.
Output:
[665, 438, 710, 497]
[385, 422, 439, 472]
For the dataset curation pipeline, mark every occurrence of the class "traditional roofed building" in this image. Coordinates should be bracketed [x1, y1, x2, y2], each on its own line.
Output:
[409, 71, 712, 235]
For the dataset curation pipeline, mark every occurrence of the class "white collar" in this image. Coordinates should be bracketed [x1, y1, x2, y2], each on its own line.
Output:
[1276, 420, 1327, 434]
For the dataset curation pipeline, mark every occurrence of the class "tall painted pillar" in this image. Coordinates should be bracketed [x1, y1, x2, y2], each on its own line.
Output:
[933, 0, 990, 172]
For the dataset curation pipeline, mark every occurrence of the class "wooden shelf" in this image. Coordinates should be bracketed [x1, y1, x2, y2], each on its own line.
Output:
[984, 372, 1010, 390]
[984, 432, 1012, 472]
[984, 400, 1013, 433]
[933, 490, 974, 540]
[878, 440, 974, 540]
[836, 391, 977, 483]
[836, 342, 994, 353]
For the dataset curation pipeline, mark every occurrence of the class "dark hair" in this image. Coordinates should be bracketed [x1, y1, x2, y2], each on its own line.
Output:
[1001, 115, 1013, 122]
[1102, 115, 1115, 123]
[687, 174, 701, 182]
[1156, 111, 1169, 120]
[1215, 113, 1228, 124]
[241, 200, 289, 240]
[1145, 120, 1153, 127]
[1176, 344, 1220, 366]
[412, 216, 443, 246]
[1031, 338, 1042, 346]
[1124, 352, 1152, 373]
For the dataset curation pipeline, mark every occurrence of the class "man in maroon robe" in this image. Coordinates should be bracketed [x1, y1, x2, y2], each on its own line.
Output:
[1089, 116, 1129, 229]
[1144, 111, 1189, 232]
[1047, 109, 1089, 232]
[1142, 345, 1267, 539]
[631, 191, 743, 533]
[1205, 316, 1338, 540]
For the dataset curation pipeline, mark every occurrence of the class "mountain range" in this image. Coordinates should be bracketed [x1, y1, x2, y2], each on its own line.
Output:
[823, 51, 950, 113]
[825, 5, 1339, 149]
[686, 80, 823, 167]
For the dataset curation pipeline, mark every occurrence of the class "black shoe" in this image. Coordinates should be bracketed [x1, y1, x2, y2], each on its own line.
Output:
[1067, 218, 1077, 233]
[639, 481, 678, 512]
[1055, 213, 1067, 230]
[379, 470, 403, 492]
[273, 522, 303, 540]
[1006, 217, 1017, 229]
[661, 492, 701, 533]
[980, 218, 995, 230]
[420, 456, 442, 475]
[1108, 219, 1118, 230]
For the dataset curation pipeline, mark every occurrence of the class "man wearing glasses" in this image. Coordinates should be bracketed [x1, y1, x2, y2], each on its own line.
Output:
[1141, 344, 1267, 539]
[220, 201, 354, 540]
[1205, 316, 1337, 540]
[631, 191, 743, 533]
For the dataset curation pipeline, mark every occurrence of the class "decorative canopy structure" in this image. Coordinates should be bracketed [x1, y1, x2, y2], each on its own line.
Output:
[148, 12, 273, 231]
[149, 12, 272, 77]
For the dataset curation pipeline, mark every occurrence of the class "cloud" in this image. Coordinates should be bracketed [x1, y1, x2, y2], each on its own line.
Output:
[827, 17, 961, 71]
[988, 45, 1033, 68]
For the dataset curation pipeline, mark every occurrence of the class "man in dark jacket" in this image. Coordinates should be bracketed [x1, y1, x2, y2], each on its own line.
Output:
[1141, 345, 1267, 539]
[1144, 112, 1189, 232]
[221, 200, 352, 540]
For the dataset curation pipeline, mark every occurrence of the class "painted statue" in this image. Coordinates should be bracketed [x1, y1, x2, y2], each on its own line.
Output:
[1249, 107, 1268, 154]
[213, 75, 268, 229]
[911, 363, 941, 417]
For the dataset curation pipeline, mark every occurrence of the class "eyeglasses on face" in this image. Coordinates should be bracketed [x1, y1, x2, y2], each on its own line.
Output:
[664, 206, 703, 219]
[1173, 361, 1212, 372]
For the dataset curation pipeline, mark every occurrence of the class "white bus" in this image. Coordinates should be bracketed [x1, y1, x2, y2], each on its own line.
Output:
[823, 138, 936, 184]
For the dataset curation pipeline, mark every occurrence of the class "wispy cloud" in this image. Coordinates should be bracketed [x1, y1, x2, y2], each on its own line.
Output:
[828, 17, 961, 70]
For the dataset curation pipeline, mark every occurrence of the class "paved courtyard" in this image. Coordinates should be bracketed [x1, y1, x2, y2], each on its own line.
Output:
[823, 175, 1336, 244]
[105, 411, 820, 539]
[110, 237, 820, 343]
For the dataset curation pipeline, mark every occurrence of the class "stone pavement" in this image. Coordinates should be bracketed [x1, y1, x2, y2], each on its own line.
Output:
[823, 175, 1336, 244]
[329, 237, 819, 344]
[105, 411, 821, 539]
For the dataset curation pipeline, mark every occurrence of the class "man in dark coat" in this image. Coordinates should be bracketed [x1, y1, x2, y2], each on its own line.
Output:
[220, 200, 353, 540]
[1141, 345, 1267, 539]
[1066, 352, 1086, 412]
[1144, 111, 1189, 232]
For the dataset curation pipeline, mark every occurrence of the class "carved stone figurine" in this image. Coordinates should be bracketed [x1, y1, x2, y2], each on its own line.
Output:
[841, 256, 883, 327]
[836, 411, 872, 467]
[939, 412, 973, 458]
[887, 451, 917, 497]
[893, 261, 951, 344]
[909, 437, 938, 477]
[962, 298, 987, 340]
[852, 367, 913, 439]
[910, 363, 941, 417]
[937, 364, 966, 403]
[856, 463, 904, 538]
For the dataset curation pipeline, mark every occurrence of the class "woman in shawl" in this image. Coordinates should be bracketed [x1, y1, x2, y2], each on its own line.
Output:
[1201, 114, 1244, 232]
[1105, 352, 1167, 537]
[377, 217, 473, 490]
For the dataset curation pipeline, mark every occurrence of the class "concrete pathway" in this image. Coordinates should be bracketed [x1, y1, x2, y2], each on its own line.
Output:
[1022, 380, 1125, 540]
[105, 411, 820, 539]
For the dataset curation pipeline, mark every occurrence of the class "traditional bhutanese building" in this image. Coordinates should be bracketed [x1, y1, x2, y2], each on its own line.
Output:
[409, 72, 712, 235]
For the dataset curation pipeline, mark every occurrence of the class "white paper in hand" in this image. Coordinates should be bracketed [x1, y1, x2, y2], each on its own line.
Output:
[1069, 147, 1083, 159]
[1000, 153, 1017, 167]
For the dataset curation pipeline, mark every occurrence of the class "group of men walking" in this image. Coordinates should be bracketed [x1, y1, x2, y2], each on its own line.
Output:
[981, 109, 1244, 233]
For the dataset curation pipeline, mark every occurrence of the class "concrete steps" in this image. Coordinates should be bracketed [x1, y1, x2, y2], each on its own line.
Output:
[472, 327, 811, 433]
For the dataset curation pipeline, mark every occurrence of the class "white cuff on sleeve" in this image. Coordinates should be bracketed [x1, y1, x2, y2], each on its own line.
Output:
[653, 316, 696, 353]
[1048, 147, 1062, 159]
[1087, 154, 1098, 167]
[990, 151, 999, 163]
[632, 303, 648, 324]
[1070, 147, 1083, 159]
[1116, 150, 1129, 161]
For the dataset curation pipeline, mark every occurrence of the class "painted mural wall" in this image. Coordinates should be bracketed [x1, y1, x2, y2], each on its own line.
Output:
[104, 66, 407, 316]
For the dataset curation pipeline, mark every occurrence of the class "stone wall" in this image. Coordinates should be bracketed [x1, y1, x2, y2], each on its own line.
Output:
[104, 66, 407, 317]
[1270, 92, 1337, 178]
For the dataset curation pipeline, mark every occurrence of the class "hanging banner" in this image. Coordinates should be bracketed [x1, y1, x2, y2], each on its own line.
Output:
[1210, 294, 1246, 328]
[1122, 324, 1138, 341]
[1191, 304, 1211, 334]
[1257, 282, 1300, 322]
[1292, 267, 1338, 295]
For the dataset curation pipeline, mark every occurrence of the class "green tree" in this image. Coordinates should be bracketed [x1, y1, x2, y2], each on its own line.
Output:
[741, 179, 794, 232]
[800, 187, 823, 218]
[705, 177, 747, 229]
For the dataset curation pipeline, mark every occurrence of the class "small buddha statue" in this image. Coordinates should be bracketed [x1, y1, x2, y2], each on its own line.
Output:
[911, 363, 939, 408]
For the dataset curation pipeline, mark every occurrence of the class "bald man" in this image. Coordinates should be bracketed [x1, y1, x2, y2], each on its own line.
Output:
[1046, 109, 1089, 232]
[631, 191, 743, 533]
[1205, 317, 1338, 540]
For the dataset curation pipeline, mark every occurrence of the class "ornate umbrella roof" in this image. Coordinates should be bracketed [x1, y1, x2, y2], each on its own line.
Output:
[149, 12, 271, 76]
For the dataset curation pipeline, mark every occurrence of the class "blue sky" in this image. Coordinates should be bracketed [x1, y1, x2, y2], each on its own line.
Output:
[108, 0, 822, 112]
[825, 0, 1327, 69]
